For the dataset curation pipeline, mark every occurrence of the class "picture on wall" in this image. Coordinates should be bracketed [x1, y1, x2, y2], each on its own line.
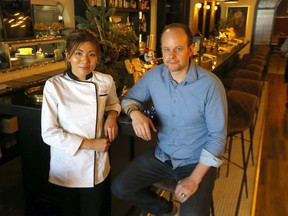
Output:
[226, 6, 249, 39]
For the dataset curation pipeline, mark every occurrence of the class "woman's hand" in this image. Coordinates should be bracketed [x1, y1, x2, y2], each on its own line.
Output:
[104, 110, 119, 142]
[80, 138, 111, 152]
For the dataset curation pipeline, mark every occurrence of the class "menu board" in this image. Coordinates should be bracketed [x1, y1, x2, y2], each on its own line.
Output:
[0, 0, 34, 40]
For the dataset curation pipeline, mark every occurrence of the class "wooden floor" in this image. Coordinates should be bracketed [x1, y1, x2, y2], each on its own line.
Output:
[254, 54, 288, 216]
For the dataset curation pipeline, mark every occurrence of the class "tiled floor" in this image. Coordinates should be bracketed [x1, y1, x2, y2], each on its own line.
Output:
[212, 81, 268, 216]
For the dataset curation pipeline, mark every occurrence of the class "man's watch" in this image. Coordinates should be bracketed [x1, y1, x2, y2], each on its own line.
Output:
[127, 107, 139, 117]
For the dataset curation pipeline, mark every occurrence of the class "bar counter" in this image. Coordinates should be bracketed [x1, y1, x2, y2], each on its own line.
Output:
[199, 40, 249, 78]
[0, 40, 249, 215]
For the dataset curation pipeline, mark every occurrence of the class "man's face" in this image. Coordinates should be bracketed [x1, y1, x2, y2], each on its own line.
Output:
[161, 28, 193, 74]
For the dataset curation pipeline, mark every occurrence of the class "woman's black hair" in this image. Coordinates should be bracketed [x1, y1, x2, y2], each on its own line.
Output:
[65, 29, 100, 70]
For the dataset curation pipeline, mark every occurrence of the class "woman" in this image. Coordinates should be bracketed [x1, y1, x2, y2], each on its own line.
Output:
[41, 29, 121, 216]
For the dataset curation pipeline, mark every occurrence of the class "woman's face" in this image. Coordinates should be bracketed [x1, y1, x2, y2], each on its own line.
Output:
[67, 41, 99, 80]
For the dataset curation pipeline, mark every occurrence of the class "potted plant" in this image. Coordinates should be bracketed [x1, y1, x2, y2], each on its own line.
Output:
[75, 0, 138, 96]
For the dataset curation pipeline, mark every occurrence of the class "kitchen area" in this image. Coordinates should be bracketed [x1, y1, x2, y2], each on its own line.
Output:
[0, 0, 72, 215]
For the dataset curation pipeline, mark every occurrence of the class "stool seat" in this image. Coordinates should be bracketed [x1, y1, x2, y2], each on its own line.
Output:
[243, 64, 264, 73]
[153, 179, 177, 193]
[151, 179, 215, 216]
[226, 69, 262, 81]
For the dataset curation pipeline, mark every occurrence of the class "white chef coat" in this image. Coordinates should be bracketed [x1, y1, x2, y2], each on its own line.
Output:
[41, 70, 121, 188]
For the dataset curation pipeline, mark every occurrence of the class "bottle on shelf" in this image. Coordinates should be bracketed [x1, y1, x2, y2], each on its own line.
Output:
[118, 0, 123, 8]
[193, 30, 203, 57]
[123, 0, 130, 8]
[142, 14, 147, 33]
[108, 0, 115, 7]
[131, 0, 137, 9]
[89, 0, 96, 6]
[95, 0, 106, 7]
[139, 0, 148, 10]
[138, 11, 144, 32]
[125, 16, 131, 30]
[145, 0, 149, 10]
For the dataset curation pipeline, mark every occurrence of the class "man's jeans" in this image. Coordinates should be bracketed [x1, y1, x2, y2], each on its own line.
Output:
[111, 148, 216, 215]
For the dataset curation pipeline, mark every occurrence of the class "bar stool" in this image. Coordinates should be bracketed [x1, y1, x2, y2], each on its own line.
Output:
[146, 179, 215, 216]
[225, 90, 259, 215]
[238, 52, 267, 66]
[229, 78, 263, 165]
[245, 64, 264, 73]
[230, 78, 263, 119]
[242, 53, 266, 60]
[236, 59, 266, 73]
[225, 69, 262, 81]
[255, 45, 270, 56]
[225, 90, 258, 199]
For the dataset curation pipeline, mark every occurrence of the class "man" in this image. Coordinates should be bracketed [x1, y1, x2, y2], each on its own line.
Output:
[112, 23, 227, 215]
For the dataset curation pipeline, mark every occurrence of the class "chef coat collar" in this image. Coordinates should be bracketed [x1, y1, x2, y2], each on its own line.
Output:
[66, 69, 93, 81]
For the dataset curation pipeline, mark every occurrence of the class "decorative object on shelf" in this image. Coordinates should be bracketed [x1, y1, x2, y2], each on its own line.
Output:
[124, 54, 155, 84]
[96, 60, 134, 96]
[75, 0, 139, 95]
[193, 31, 204, 57]
[34, 22, 65, 38]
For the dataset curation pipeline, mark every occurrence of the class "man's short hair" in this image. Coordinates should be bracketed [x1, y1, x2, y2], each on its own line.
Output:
[161, 23, 193, 46]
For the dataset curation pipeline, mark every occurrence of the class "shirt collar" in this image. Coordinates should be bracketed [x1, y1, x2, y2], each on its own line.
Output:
[161, 62, 198, 85]
[66, 69, 93, 81]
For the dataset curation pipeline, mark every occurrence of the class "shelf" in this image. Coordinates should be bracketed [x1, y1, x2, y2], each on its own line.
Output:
[0, 37, 66, 48]
[115, 8, 150, 13]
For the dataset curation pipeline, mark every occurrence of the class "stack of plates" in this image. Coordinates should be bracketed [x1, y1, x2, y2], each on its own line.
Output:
[10, 57, 21, 67]
[15, 53, 36, 64]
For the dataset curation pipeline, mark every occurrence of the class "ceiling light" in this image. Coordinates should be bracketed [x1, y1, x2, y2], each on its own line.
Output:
[197, 3, 202, 9]
[224, 0, 239, 3]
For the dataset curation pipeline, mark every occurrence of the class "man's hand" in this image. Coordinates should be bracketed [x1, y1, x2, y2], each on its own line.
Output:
[130, 110, 157, 141]
[174, 176, 199, 203]
[174, 163, 210, 203]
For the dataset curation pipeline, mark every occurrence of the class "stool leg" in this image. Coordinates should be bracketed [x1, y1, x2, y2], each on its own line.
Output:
[210, 196, 215, 216]
[240, 132, 248, 198]
[248, 125, 255, 166]
[226, 135, 233, 177]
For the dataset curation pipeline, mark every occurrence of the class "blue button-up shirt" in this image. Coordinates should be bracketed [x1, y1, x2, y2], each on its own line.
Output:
[122, 63, 227, 168]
